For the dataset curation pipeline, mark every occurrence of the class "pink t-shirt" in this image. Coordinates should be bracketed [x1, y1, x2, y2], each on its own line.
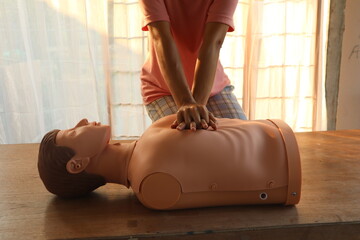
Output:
[140, 0, 237, 105]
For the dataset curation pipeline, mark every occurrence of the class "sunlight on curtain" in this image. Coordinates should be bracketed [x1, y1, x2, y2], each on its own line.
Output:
[0, 0, 109, 143]
[232, 0, 326, 132]
[110, 0, 151, 140]
[220, 1, 249, 111]
[242, 0, 326, 132]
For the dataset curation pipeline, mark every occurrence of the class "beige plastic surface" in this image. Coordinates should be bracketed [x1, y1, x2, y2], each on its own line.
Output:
[139, 172, 181, 210]
[128, 114, 301, 210]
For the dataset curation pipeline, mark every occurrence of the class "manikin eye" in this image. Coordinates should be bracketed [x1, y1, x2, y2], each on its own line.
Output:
[68, 130, 76, 137]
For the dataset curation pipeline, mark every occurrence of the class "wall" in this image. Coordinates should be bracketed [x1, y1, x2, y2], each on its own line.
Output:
[336, 0, 360, 130]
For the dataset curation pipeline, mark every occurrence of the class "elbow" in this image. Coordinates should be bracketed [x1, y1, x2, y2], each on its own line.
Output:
[202, 38, 224, 54]
[214, 39, 224, 50]
[150, 29, 173, 53]
[149, 29, 162, 44]
[199, 39, 223, 59]
[148, 23, 172, 45]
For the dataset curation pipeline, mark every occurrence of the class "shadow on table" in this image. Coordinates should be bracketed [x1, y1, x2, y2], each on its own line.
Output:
[44, 188, 146, 237]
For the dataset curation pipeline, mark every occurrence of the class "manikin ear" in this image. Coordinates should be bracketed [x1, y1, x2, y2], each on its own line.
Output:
[66, 157, 90, 174]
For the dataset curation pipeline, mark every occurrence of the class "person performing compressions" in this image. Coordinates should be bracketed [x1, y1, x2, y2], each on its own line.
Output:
[140, 0, 247, 130]
[38, 115, 302, 210]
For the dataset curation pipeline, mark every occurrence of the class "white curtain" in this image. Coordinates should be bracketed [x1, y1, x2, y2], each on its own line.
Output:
[109, 0, 151, 140]
[0, 0, 109, 144]
[221, 0, 327, 132]
[0, 0, 328, 144]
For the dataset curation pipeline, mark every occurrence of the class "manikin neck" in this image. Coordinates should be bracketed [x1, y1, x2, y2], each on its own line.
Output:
[85, 141, 137, 186]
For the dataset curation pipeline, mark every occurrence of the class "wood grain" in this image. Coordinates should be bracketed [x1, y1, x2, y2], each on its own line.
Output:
[0, 130, 359, 240]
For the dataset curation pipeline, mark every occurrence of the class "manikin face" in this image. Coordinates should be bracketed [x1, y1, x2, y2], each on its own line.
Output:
[56, 118, 111, 158]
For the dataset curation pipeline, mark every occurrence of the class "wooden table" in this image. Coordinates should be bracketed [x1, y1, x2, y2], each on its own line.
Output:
[1, 130, 360, 240]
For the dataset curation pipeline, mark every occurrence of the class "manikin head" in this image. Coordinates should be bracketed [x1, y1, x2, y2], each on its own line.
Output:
[38, 119, 110, 198]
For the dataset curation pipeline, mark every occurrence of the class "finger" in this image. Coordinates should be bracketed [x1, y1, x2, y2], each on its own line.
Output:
[184, 108, 192, 125]
[198, 107, 209, 123]
[209, 119, 217, 130]
[176, 122, 186, 131]
[189, 107, 201, 125]
[171, 119, 179, 129]
[190, 122, 197, 131]
[176, 111, 184, 126]
[209, 112, 217, 124]
[200, 119, 208, 129]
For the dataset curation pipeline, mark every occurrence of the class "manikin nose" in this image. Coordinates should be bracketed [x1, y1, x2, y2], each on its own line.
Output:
[75, 118, 89, 128]
[80, 118, 89, 125]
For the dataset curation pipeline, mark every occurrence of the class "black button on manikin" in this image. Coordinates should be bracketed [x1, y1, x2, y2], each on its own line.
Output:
[260, 192, 268, 200]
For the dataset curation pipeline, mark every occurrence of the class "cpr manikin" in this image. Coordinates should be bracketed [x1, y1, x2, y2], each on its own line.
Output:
[38, 114, 301, 210]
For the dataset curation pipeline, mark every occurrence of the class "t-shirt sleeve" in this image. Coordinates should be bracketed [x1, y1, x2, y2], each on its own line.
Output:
[139, 0, 170, 31]
[206, 0, 238, 32]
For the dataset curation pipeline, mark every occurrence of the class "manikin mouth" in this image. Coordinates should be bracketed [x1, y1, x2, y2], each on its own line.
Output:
[91, 121, 101, 126]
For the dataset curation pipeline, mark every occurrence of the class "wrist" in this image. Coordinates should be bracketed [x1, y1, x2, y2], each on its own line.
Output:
[172, 91, 196, 107]
[192, 91, 210, 105]
[178, 96, 196, 106]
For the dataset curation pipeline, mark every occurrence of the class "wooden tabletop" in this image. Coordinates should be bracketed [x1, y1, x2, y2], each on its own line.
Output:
[0, 130, 360, 240]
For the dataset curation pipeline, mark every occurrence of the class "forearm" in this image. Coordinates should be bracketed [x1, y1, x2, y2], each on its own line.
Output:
[192, 44, 220, 105]
[192, 22, 228, 105]
[150, 26, 195, 107]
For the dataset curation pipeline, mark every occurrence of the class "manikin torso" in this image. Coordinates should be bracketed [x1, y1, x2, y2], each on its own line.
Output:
[126, 114, 301, 210]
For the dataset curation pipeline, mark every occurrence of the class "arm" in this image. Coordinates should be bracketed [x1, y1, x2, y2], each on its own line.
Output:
[148, 21, 212, 130]
[192, 22, 229, 105]
[148, 22, 194, 109]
